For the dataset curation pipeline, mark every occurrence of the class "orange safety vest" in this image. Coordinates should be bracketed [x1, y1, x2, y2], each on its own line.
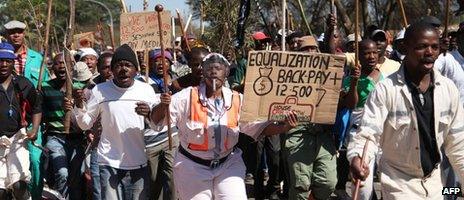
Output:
[188, 87, 240, 151]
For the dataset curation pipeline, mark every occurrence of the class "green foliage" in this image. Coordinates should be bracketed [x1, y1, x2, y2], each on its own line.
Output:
[0, 0, 121, 50]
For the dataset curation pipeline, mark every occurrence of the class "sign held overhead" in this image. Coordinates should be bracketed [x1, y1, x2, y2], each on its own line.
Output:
[120, 11, 172, 51]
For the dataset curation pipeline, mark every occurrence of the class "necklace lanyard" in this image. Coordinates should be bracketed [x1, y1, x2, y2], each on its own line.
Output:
[2, 85, 16, 118]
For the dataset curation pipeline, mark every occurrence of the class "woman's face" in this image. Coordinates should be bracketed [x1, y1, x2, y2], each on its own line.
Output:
[202, 62, 228, 90]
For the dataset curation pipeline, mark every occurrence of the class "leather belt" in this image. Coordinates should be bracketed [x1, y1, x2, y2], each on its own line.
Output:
[179, 146, 230, 169]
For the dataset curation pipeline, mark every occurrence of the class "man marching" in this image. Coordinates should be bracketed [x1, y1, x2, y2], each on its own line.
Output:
[0, 42, 42, 199]
[349, 22, 464, 199]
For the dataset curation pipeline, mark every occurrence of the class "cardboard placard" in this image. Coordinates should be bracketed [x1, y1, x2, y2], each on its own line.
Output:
[240, 51, 346, 124]
[120, 11, 172, 51]
[73, 32, 95, 49]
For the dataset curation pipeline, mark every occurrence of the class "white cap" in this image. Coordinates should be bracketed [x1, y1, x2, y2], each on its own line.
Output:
[317, 33, 325, 42]
[73, 62, 93, 81]
[346, 34, 362, 43]
[395, 29, 405, 40]
[4, 20, 26, 30]
[77, 47, 98, 60]
[277, 29, 294, 37]
[175, 37, 182, 42]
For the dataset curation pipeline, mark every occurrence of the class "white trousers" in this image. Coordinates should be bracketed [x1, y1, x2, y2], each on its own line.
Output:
[0, 128, 31, 189]
[173, 149, 247, 200]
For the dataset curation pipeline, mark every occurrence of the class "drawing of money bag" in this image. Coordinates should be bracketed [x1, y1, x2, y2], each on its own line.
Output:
[253, 67, 273, 96]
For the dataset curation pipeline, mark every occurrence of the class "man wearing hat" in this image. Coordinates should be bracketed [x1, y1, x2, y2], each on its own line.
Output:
[391, 29, 406, 63]
[297, 36, 319, 53]
[139, 49, 179, 200]
[77, 47, 99, 78]
[70, 44, 160, 199]
[370, 29, 401, 77]
[41, 56, 90, 199]
[0, 42, 42, 199]
[3, 20, 48, 199]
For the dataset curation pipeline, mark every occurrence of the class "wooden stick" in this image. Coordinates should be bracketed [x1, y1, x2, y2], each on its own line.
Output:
[64, 0, 76, 134]
[120, 0, 128, 13]
[331, 0, 337, 29]
[444, 0, 451, 55]
[296, 0, 312, 35]
[37, 0, 53, 91]
[353, 139, 370, 200]
[176, 9, 191, 52]
[281, 0, 286, 51]
[397, 0, 408, 27]
[171, 17, 177, 63]
[355, 0, 359, 70]
[144, 49, 149, 83]
[156, 4, 173, 150]
[184, 14, 193, 34]
[108, 24, 115, 51]
[200, 1, 205, 36]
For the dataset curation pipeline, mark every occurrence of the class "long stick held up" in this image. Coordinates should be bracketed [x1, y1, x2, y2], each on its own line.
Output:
[444, 0, 451, 55]
[176, 9, 191, 52]
[354, 0, 359, 70]
[156, 4, 173, 150]
[353, 139, 370, 200]
[37, 0, 53, 91]
[281, 0, 286, 51]
[397, 0, 408, 27]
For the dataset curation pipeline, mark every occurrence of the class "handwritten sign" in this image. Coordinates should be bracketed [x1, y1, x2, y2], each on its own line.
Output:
[240, 51, 346, 124]
[120, 11, 172, 51]
[72, 32, 95, 49]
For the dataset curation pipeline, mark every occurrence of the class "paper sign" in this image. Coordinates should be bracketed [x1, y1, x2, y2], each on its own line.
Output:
[120, 11, 172, 51]
[73, 32, 95, 49]
[240, 51, 346, 124]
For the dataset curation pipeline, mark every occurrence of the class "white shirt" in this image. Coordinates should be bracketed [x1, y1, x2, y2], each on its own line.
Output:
[434, 50, 464, 106]
[347, 67, 464, 198]
[75, 80, 160, 169]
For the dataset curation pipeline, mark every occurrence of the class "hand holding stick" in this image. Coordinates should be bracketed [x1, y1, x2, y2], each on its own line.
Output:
[352, 139, 370, 200]
[156, 4, 173, 150]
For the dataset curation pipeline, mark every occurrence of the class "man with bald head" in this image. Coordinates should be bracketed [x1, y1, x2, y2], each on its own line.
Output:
[348, 22, 464, 199]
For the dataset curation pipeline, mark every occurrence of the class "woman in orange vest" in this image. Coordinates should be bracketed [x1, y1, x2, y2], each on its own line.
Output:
[151, 53, 298, 200]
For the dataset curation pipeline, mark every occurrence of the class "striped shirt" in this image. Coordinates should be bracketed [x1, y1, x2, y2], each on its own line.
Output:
[41, 79, 87, 134]
[14, 46, 27, 75]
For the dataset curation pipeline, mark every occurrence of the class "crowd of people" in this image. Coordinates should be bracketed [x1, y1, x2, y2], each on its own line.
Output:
[0, 9, 464, 200]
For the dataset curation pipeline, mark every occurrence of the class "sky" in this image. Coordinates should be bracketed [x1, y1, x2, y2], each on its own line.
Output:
[124, 0, 190, 15]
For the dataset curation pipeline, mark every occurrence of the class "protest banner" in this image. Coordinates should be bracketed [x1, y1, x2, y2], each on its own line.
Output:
[120, 11, 172, 51]
[72, 32, 95, 49]
[240, 51, 345, 124]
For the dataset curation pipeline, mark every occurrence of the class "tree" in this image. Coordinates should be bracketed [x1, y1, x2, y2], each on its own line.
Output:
[0, 0, 122, 51]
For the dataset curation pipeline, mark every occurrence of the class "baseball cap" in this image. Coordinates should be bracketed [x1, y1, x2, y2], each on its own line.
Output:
[252, 32, 271, 41]
[419, 16, 442, 27]
[371, 29, 387, 41]
[73, 62, 93, 81]
[150, 50, 173, 63]
[346, 34, 362, 43]
[0, 42, 16, 59]
[4, 20, 26, 30]
[77, 48, 98, 60]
